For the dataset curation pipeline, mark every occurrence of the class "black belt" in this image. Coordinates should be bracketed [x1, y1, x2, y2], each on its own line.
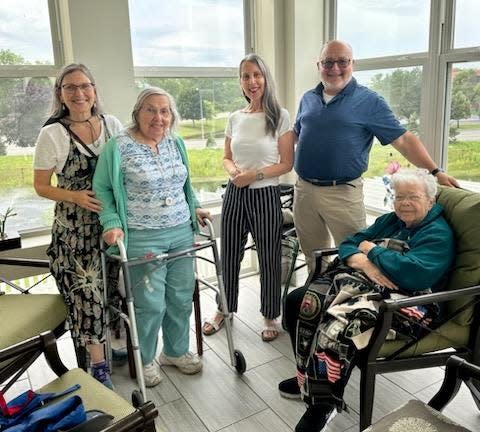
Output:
[301, 177, 356, 187]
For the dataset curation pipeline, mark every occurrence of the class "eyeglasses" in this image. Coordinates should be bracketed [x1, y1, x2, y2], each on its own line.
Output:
[141, 106, 171, 117]
[394, 194, 426, 203]
[61, 83, 95, 94]
[320, 58, 351, 69]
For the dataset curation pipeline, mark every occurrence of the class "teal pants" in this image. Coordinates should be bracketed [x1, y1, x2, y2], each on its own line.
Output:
[128, 223, 195, 364]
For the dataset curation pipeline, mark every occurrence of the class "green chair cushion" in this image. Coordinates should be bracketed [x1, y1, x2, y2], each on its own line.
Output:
[436, 187, 480, 325]
[0, 294, 67, 350]
[364, 399, 472, 432]
[39, 368, 135, 422]
[378, 320, 469, 358]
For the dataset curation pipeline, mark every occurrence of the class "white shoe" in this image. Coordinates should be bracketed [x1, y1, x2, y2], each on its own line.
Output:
[158, 351, 203, 374]
[142, 361, 162, 387]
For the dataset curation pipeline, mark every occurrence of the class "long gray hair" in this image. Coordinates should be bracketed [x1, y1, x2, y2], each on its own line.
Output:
[130, 87, 179, 136]
[50, 63, 103, 118]
[239, 53, 282, 137]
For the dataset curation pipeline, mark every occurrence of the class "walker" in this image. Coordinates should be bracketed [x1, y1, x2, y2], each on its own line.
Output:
[101, 219, 246, 404]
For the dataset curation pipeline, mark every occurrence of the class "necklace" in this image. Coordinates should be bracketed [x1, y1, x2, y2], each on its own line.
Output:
[67, 115, 100, 147]
[65, 114, 94, 123]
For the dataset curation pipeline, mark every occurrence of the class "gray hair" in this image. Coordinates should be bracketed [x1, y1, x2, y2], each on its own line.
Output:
[50, 63, 103, 118]
[239, 53, 282, 137]
[130, 87, 179, 136]
[391, 168, 438, 200]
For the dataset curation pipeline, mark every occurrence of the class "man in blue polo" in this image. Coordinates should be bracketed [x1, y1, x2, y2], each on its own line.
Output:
[293, 40, 458, 270]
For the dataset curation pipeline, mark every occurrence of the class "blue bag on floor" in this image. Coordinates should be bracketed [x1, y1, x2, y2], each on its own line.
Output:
[0, 384, 86, 432]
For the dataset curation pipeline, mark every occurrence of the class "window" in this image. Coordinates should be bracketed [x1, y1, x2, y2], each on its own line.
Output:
[135, 76, 245, 202]
[0, 77, 55, 232]
[332, 0, 480, 210]
[0, 1, 58, 234]
[454, 0, 480, 49]
[0, 0, 54, 64]
[446, 61, 480, 186]
[336, 0, 429, 59]
[130, 0, 247, 201]
[129, 0, 245, 67]
[355, 67, 421, 209]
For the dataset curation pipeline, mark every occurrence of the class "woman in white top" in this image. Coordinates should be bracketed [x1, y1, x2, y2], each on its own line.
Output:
[202, 53, 294, 341]
[33, 64, 122, 388]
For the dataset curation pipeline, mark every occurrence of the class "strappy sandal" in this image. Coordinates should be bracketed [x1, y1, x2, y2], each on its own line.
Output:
[261, 325, 279, 342]
[202, 312, 233, 336]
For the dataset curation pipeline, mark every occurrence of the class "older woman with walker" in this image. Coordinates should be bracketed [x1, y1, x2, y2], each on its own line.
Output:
[94, 87, 210, 387]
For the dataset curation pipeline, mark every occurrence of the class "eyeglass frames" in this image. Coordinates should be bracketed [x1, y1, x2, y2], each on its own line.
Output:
[320, 58, 352, 69]
[61, 83, 96, 94]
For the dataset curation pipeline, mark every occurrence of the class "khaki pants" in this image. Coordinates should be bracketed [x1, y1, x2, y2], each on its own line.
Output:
[293, 177, 367, 270]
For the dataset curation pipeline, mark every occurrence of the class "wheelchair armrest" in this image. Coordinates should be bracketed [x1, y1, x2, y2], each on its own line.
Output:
[311, 247, 339, 276]
[428, 355, 480, 411]
[364, 284, 480, 362]
[381, 284, 480, 311]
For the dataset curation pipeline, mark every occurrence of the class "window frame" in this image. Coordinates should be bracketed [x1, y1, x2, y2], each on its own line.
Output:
[326, 0, 480, 184]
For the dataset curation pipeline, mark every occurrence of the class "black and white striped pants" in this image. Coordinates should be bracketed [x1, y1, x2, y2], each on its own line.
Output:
[220, 182, 283, 319]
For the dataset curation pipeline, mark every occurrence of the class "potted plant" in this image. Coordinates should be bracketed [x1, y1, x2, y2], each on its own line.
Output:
[0, 206, 21, 251]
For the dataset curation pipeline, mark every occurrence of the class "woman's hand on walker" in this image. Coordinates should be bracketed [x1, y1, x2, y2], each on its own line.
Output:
[103, 228, 124, 246]
[196, 208, 212, 227]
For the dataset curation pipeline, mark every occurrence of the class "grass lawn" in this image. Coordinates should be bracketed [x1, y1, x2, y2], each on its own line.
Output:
[179, 117, 227, 139]
[1, 140, 479, 189]
[365, 140, 480, 181]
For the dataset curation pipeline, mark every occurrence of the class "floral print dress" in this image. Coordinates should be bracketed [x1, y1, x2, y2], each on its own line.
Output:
[47, 128, 111, 347]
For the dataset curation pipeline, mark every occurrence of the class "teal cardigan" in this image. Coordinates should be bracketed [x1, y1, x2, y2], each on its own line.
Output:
[338, 203, 455, 292]
[93, 134, 200, 250]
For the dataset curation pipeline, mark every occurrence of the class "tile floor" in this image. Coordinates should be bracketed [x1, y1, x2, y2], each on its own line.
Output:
[4, 273, 480, 432]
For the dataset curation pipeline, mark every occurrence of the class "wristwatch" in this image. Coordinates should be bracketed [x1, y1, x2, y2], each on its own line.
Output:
[430, 167, 444, 176]
[255, 170, 265, 181]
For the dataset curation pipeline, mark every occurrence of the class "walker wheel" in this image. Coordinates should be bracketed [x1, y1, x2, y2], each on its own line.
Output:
[131, 389, 144, 407]
[234, 350, 246, 374]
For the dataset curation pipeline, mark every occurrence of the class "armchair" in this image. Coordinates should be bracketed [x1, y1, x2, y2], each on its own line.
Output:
[364, 355, 480, 432]
[0, 331, 158, 431]
[309, 186, 480, 430]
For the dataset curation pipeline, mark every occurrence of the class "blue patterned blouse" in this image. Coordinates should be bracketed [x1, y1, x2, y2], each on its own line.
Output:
[117, 131, 190, 229]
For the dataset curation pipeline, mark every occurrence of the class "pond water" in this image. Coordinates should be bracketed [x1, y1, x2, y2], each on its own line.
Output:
[2, 187, 54, 233]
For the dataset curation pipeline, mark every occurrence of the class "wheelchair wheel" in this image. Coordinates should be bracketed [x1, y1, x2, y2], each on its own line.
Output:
[234, 350, 246, 374]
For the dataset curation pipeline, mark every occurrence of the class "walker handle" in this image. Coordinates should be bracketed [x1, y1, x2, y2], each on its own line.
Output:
[116, 238, 128, 262]
[200, 218, 215, 240]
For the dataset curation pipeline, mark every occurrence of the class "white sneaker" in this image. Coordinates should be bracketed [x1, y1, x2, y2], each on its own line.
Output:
[158, 351, 203, 374]
[142, 361, 162, 387]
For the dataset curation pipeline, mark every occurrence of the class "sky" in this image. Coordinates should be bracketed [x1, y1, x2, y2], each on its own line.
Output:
[0, 0, 478, 68]
[0, 0, 244, 67]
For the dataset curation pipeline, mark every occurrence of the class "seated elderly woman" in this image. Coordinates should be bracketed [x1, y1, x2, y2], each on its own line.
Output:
[277, 168, 455, 432]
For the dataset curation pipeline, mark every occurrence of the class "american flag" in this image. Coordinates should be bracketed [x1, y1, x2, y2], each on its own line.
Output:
[316, 351, 343, 383]
[400, 306, 425, 320]
[296, 370, 306, 387]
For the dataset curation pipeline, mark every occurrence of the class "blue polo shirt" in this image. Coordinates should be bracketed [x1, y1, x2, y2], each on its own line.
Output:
[294, 78, 406, 181]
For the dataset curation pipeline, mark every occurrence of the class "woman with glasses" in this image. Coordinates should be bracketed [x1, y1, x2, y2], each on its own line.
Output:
[93, 87, 211, 387]
[278, 168, 455, 432]
[33, 63, 123, 389]
[202, 53, 294, 342]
